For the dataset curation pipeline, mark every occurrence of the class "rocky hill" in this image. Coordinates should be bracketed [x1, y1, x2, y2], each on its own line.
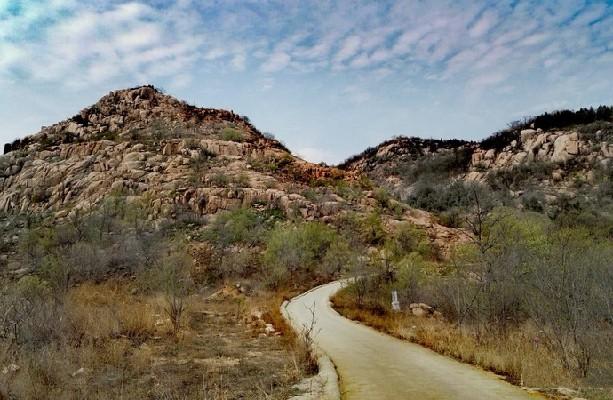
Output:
[0, 86, 469, 259]
[0, 86, 356, 220]
[340, 111, 613, 217]
[3, 86, 610, 250]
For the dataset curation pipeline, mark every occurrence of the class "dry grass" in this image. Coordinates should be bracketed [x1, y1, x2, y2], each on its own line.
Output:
[331, 288, 572, 389]
[252, 288, 319, 378]
[0, 281, 310, 400]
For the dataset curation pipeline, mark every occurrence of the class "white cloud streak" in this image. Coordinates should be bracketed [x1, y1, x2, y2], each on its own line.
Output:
[0, 0, 611, 99]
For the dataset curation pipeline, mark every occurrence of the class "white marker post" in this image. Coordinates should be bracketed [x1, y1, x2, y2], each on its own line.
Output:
[391, 290, 400, 311]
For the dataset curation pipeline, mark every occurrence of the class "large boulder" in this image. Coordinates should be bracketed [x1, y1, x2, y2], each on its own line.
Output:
[552, 134, 579, 162]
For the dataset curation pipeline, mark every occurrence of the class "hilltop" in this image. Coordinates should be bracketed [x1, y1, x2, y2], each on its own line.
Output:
[340, 107, 613, 227]
[0, 86, 351, 219]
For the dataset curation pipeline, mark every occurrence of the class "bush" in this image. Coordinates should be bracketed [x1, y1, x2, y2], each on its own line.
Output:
[384, 222, 431, 260]
[204, 208, 274, 248]
[578, 121, 613, 142]
[521, 190, 545, 212]
[221, 127, 244, 141]
[486, 161, 555, 191]
[209, 172, 229, 187]
[396, 148, 473, 185]
[407, 180, 479, 213]
[232, 173, 250, 188]
[263, 221, 344, 287]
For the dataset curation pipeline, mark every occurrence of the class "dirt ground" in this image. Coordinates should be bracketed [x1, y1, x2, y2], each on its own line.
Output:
[0, 282, 310, 400]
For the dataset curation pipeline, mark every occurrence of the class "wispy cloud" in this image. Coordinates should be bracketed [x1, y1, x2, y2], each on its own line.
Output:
[0, 0, 612, 163]
[1, 0, 611, 89]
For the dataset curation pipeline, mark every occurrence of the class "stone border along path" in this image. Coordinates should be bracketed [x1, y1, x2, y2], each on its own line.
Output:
[284, 279, 545, 400]
[281, 282, 343, 400]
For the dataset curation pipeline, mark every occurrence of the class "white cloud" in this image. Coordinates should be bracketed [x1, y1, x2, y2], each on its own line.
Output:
[0, 1, 206, 87]
[231, 53, 246, 71]
[334, 35, 361, 63]
[469, 9, 498, 38]
[261, 51, 291, 72]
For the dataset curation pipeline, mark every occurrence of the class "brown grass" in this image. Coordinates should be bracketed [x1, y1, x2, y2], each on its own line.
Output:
[0, 280, 311, 400]
[253, 288, 319, 377]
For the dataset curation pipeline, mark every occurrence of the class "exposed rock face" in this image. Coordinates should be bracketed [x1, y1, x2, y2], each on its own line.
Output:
[342, 125, 612, 204]
[0, 85, 478, 254]
[0, 86, 350, 220]
[3, 85, 269, 153]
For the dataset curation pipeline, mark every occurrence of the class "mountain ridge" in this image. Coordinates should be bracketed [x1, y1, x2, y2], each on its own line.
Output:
[1, 86, 611, 234]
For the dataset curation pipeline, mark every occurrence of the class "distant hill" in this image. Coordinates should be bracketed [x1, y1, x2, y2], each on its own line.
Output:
[340, 107, 613, 228]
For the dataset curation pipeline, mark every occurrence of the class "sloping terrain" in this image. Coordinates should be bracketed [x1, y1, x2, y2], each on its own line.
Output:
[0, 86, 350, 220]
[0, 86, 460, 259]
[340, 113, 613, 220]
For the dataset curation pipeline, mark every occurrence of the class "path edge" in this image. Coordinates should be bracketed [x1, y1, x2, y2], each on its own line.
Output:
[281, 281, 343, 400]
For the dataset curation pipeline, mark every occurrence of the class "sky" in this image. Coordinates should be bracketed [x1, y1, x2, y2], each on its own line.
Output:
[0, 0, 612, 164]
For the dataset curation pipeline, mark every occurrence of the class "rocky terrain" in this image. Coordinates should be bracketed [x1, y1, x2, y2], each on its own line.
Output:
[0, 86, 465, 257]
[0, 86, 351, 220]
[340, 119, 613, 209]
[1, 87, 610, 253]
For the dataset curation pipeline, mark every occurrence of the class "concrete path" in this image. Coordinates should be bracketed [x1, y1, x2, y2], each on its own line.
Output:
[285, 280, 542, 400]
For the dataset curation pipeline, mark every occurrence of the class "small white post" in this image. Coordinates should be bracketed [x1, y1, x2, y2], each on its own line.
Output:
[391, 290, 400, 311]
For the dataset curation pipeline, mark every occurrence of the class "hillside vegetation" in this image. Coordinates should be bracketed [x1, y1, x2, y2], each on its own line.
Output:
[0, 90, 611, 399]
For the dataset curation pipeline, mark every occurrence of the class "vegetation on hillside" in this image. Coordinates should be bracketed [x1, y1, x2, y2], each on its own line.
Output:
[0, 198, 336, 399]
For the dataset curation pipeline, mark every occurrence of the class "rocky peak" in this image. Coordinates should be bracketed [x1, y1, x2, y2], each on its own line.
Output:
[339, 136, 474, 173]
[3, 85, 287, 155]
[0, 85, 354, 221]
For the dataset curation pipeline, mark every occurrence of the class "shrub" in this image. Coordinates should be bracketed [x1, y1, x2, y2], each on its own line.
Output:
[204, 208, 274, 248]
[384, 223, 430, 260]
[209, 172, 229, 187]
[263, 221, 342, 287]
[232, 173, 250, 188]
[486, 161, 555, 191]
[221, 127, 244, 141]
[408, 180, 489, 216]
[358, 212, 386, 246]
[396, 148, 473, 185]
[578, 121, 613, 142]
[521, 191, 544, 212]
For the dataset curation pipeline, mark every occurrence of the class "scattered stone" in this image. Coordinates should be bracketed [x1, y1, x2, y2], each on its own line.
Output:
[2, 364, 19, 374]
[71, 367, 89, 377]
[409, 303, 434, 317]
[265, 323, 276, 335]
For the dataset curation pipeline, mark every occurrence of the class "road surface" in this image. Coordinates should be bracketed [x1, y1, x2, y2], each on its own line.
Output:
[285, 280, 541, 400]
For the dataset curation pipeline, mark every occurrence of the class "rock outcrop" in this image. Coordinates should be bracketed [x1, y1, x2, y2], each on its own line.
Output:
[341, 122, 612, 205]
[0, 85, 480, 253]
[0, 86, 351, 220]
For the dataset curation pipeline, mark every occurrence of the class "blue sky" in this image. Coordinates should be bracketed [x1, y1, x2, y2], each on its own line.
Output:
[0, 0, 612, 164]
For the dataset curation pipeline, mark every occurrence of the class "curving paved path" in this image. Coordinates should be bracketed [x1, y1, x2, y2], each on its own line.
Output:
[285, 280, 542, 400]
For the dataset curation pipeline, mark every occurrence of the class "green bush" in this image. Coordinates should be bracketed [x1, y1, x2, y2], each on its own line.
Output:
[263, 222, 343, 287]
[578, 121, 613, 142]
[396, 148, 473, 185]
[407, 180, 486, 214]
[204, 208, 275, 248]
[384, 222, 430, 260]
[221, 127, 244, 141]
[521, 190, 545, 212]
[486, 161, 555, 191]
